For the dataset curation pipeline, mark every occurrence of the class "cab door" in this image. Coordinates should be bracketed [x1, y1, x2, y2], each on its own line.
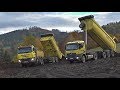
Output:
[79, 43, 85, 54]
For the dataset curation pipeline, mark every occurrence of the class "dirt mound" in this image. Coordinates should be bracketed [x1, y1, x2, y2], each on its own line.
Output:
[0, 57, 120, 78]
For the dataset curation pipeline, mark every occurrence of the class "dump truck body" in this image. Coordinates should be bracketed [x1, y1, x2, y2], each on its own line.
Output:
[78, 15, 116, 52]
[17, 45, 44, 67]
[40, 34, 63, 62]
[65, 15, 117, 63]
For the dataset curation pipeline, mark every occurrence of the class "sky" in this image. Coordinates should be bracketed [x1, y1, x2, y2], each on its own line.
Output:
[0, 12, 120, 34]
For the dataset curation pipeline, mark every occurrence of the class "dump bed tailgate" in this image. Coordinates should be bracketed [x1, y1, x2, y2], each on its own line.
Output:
[40, 34, 63, 59]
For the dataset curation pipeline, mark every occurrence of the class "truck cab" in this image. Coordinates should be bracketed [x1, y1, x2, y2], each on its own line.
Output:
[17, 45, 37, 66]
[65, 40, 86, 63]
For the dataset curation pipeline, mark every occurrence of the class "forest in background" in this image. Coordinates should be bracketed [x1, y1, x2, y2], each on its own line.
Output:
[0, 21, 120, 62]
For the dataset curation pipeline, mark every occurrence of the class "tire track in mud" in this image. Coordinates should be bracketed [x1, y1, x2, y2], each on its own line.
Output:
[0, 57, 120, 78]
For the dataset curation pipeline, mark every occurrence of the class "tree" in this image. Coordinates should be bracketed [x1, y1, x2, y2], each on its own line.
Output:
[0, 48, 4, 61]
[3, 50, 11, 62]
[35, 38, 43, 50]
[19, 35, 43, 50]
[19, 34, 36, 46]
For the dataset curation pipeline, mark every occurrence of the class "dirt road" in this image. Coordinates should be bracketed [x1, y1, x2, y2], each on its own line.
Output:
[0, 57, 120, 78]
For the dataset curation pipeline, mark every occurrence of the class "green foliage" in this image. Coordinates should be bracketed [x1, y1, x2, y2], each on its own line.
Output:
[102, 21, 120, 34]
[3, 50, 11, 62]
[19, 35, 43, 50]
[0, 48, 4, 60]
[0, 26, 68, 48]
[0, 48, 11, 62]
[19, 35, 36, 46]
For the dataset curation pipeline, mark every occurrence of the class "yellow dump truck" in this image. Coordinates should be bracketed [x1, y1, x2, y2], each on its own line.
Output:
[40, 33, 64, 63]
[17, 45, 44, 67]
[65, 15, 117, 63]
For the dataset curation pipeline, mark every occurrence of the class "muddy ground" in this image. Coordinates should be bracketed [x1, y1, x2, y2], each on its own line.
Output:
[0, 56, 120, 78]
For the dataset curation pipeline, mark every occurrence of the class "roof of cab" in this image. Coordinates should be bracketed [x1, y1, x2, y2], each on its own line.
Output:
[18, 45, 34, 48]
[67, 40, 84, 44]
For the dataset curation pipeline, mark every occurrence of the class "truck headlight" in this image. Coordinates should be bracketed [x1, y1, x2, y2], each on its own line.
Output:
[66, 58, 68, 60]
[76, 57, 79, 59]
[31, 58, 34, 61]
[18, 60, 21, 63]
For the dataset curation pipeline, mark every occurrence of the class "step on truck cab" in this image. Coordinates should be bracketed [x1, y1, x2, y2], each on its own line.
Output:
[65, 15, 117, 63]
[40, 33, 64, 63]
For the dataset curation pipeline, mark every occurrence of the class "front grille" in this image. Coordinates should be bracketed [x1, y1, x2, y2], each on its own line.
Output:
[67, 53, 76, 58]
[21, 58, 31, 61]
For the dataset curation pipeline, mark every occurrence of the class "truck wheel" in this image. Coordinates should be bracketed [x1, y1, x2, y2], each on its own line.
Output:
[110, 51, 115, 57]
[81, 55, 86, 63]
[35, 59, 39, 65]
[52, 59, 56, 63]
[40, 59, 44, 65]
[93, 53, 98, 60]
[55, 57, 59, 62]
[102, 52, 107, 59]
[106, 51, 111, 58]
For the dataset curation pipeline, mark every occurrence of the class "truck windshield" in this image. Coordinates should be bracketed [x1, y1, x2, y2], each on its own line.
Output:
[17, 47, 32, 54]
[66, 43, 82, 50]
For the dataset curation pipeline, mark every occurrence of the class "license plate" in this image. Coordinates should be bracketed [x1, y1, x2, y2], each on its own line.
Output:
[70, 58, 73, 59]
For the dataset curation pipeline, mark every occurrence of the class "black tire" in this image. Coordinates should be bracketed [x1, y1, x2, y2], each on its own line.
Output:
[40, 59, 44, 65]
[96, 51, 102, 59]
[52, 59, 56, 63]
[110, 51, 115, 57]
[93, 53, 98, 60]
[102, 52, 107, 59]
[35, 59, 39, 65]
[106, 51, 111, 58]
[81, 55, 86, 63]
[55, 57, 59, 62]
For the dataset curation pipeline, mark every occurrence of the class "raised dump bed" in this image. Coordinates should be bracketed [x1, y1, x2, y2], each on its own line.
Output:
[40, 34, 63, 62]
[78, 15, 116, 52]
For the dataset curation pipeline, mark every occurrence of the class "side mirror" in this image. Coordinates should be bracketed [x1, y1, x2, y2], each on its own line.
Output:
[65, 45, 66, 50]
[33, 48, 37, 52]
[79, 44, 83, 49]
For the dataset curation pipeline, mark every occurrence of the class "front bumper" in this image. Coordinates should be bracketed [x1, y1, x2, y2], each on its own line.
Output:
[65, 56, 82, 62]
[18, 58, 36, 64]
